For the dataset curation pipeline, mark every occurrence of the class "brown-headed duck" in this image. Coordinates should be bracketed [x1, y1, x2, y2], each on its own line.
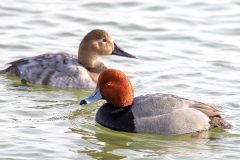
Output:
[1, 29, 135, 88]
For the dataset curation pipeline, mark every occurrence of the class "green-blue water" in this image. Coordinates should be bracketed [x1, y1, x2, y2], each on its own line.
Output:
[0, 0, 240, 159]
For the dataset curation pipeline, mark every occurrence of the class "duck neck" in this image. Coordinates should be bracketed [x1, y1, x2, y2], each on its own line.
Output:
[87, 64, 107, 82]
[110, 104, 133, 113]
[78, 45, 107, 68]
[78, 49, 98, 66]
[78, 48, 107, 82]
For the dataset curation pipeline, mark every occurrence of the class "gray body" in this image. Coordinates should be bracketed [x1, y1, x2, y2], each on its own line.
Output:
[4, 53, 95, 88]
[132, 93, 225, 134]
[83, 91, 230, 135]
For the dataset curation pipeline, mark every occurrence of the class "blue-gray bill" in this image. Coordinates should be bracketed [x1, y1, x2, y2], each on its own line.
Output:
[80, 88, 102, 105]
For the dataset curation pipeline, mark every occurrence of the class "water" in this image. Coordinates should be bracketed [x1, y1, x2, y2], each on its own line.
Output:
[0, 0, 240, 159]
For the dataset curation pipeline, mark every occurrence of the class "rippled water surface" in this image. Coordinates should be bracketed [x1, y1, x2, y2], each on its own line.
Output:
[0, 0, 240, 159]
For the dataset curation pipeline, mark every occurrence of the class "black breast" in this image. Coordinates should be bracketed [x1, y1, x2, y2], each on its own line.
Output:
[96, 103, 135, 132]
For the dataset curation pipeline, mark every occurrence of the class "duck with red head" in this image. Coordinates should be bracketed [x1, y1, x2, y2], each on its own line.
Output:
[80, 69, 231, 135]
[97, 69, 134, 107]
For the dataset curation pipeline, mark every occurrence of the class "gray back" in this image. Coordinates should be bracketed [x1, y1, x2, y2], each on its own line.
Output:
[132, 93, 210, 134]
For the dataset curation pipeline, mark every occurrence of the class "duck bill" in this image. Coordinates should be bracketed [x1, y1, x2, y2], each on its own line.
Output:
[80, 88, 102, 105]
[112, 43, 136, 58]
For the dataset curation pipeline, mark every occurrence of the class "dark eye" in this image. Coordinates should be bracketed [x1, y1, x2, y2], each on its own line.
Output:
[102, 38, 107, 43]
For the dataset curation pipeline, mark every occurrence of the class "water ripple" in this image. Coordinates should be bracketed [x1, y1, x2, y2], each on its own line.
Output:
[0, 0, 240, 159]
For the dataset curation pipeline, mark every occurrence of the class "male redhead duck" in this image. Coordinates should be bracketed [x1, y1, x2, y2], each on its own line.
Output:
[1, 29, 135, 88]
[80, 69, 231, 135]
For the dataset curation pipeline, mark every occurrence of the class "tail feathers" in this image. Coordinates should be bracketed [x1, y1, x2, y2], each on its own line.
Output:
[191, 103, 231, 129]
[210, 116, 232, 129]
[0, 69, 6, 74]
[0, 66, 20, 76]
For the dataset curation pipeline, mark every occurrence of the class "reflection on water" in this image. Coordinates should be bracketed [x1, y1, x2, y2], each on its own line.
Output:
[0, 0, 240, 159]
[69, 120, 235, 160]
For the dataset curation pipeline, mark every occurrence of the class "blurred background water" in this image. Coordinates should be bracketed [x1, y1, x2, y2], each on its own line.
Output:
[0, 0, 240, 159]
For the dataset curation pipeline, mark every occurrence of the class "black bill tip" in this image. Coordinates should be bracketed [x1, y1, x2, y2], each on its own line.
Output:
[112, 43, 136, 58]
[80, 99, 87, 105]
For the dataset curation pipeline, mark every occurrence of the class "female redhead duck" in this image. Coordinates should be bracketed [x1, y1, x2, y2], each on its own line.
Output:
[1, 29, 135, 88]
[80, 69, 231, 135]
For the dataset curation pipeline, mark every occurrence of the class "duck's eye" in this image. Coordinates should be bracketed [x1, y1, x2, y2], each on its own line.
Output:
[106, 81, 113, 86]
[102, 38, 107, 43]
